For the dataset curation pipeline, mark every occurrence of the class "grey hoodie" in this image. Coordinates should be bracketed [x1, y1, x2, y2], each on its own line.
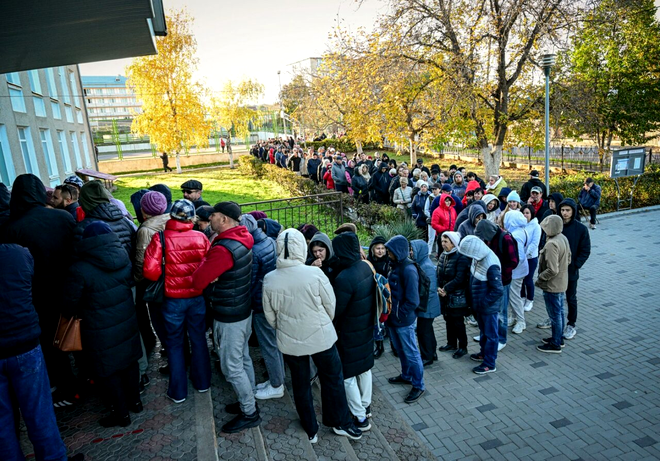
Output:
[458, 202, 486, 239]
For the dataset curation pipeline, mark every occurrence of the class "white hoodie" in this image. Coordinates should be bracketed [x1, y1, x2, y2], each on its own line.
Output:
[503, 210, 530, 279]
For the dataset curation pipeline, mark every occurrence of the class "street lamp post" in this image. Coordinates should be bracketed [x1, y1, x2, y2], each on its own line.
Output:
[542, 53, 556, 194]
[277, 70, 287, 136]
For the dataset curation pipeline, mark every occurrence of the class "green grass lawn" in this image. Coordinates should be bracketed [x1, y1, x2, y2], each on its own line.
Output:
[113, 168, 290, 211]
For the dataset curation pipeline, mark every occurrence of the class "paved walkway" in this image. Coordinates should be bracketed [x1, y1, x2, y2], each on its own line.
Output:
[18, 209, 660, 460]
[372, 208, 660, 460]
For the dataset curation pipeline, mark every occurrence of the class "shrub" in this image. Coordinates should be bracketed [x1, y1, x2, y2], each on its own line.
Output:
[305, 138, 381, 154]
[372, 219, 422, 242]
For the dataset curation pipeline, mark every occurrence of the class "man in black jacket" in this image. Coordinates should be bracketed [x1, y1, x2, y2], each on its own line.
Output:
[0, 174, 77, 406]
[332, 233, 376, 429]
[307, 152, 322, 183]
[538, 198, 591, 338]
[0, 244, 83, 460]
[520, 170, 548, 202]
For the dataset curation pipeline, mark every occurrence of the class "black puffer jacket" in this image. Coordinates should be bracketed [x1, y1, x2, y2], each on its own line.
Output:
[437, 250, 470, 317]
[332, 233, 376, 379]
[0, 174, 76, 320]
[367, 235, 390, 277]
[75, 202, 136, 260]
[64, 232, 142, 378]
[0, 183, 10, 228]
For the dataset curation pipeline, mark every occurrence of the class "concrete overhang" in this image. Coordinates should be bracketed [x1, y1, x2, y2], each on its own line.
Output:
[0, 0, 167, 74]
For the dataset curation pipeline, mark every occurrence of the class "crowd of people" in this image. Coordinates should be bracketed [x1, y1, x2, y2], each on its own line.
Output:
[1, 142, 601, 458]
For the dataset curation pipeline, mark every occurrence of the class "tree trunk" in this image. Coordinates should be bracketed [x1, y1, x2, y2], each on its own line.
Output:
[483, 145, 503, 178]
[355, 140, 363, 156]
[227, 138, 234, 169]
[175, 151, 182, 174]
[409, 137, 417, 166]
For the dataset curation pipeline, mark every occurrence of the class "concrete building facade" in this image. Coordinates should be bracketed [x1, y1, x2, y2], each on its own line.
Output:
[81, 75, 142, 132]
[0, 66, 96, 188]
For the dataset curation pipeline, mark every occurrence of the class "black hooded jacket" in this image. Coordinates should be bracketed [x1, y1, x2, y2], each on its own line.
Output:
[367, 235, 390, 277]
[64, 232, 142, 378]
[541, 192, 564, 222]
[75, 202, 136, 260]
[0, 174, 76, 318]
[520, 177, 548, 202]
[559, 198, 591, 280]
[331, 233, 376, 379]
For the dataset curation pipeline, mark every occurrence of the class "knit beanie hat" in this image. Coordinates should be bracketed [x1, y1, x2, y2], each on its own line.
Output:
[417, 180, 429, 189]
[248, 210, 268, 220]
[170, 199, 196, 221]
[442, 231, 461, 249]
[507, 190, 521, 203]
[82, 221, 112, 239]
[140, 191, 167, 216]
[300, 224, 319, 241]
[79, 180, 110, 214]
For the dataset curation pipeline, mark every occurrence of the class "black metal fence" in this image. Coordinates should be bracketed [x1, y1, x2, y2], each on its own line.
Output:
[239, 192, 345, 235]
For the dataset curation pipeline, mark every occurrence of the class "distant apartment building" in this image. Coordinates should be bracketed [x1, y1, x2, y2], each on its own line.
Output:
[81, 75, 142, 132]
[0, 66, 96, 188]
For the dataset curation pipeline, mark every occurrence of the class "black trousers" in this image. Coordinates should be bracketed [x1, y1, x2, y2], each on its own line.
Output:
[284, 345, 351, 437]
[135, 281, 157, 352]
[416, 317, 437, 361]
[444, 315, 468, 349]
[102, 361, 140, 417]
[566, 278, 578, 327]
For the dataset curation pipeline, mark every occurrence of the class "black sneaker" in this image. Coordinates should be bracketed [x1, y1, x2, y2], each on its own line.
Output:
[158, 365, 170, 375]
[404, 387, 425, 404]
[452, 348, 468, 359]
[472, 364, 496, 374]
[226, 402, 259, 415]
[537, 343, 562, 354]
[353, 416, 371, 431]
[388, 375, 412, 385]
[365, 405, 372, 418]
[333, 424, 362, 440]
[438, 344, 458, 352]
[221, 410, 261, 433]
[542, 337, 565, 348]
[130, 401, 143, 413]
[99, 411, 131, 428]
[469, 353, 484, 362]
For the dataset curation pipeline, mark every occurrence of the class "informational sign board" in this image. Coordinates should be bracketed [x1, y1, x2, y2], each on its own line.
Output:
[610, 147, 646, 178]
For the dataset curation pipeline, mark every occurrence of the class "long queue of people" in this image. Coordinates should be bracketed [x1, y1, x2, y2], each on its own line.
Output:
[1, 160, 594, 459]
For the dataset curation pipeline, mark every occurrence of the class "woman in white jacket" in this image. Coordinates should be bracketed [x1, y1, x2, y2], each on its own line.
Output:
[520, 205, 542, 312]
[262, 229, 362, 442]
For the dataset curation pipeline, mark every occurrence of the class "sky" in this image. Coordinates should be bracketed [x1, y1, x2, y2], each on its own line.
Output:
[79, 0, 388, 104]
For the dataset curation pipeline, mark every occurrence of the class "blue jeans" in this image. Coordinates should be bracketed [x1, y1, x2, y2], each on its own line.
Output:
[0, 345, 67, 461]
[498, 286, 510, 345]
[389, 324, 424, 390]
[162, 296, 211, 400]
[252, 312, 284, 388]
[544, 292, 565, 347]
[476, 312, 499, 369]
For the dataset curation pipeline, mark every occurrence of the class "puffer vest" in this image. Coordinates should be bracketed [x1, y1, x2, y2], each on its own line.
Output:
[209, 238, 253, 323]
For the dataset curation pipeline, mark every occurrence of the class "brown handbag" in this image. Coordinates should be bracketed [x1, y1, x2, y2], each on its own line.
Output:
[53, 316, 82, 352]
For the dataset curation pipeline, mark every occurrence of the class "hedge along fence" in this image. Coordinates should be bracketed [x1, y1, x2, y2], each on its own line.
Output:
[301, 139, 381, 153]
[548, 164, 660, 213]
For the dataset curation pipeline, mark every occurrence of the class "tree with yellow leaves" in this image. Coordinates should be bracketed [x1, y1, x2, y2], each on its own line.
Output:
[126, 9, 211, 173]
[209, 79, 264, 168]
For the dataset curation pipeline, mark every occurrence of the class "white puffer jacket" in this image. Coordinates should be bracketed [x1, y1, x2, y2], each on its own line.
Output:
[262, 228, 338, 356]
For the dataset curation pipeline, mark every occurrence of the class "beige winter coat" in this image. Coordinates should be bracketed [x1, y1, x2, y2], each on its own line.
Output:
[134, 214, 170, 281]
[536, 215, 571, 293]
[262, 229, 338, 356]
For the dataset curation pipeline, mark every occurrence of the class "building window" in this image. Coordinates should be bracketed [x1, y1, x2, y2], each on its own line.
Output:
[81, 133, 92, 166]
[0, 125, 17, 185]
[18, 127, 39, 175]
[70, 132, 82, 169]
[40, 129, 59, 183]
[69, 72, 80, 108]
[59, 67, 70, 104]
[76, 109, 83, 124]
[52, 101, 62, 119]
[65, 106, 73, 123]
[28, 70, 42, 95]
[6, 72, 21, 85]
[46, 68, 58, 99]
[34, 96, 46, 117]
[9, 88, 26, 112]
[57, 130, 72, 173]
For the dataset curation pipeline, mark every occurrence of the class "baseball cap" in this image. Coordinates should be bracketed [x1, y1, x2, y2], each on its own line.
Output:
[531, 186, 543, 194]
[530, 170, 540, 178]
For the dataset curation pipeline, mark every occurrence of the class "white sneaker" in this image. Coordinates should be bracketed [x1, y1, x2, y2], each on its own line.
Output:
[563, 325, 577, 340]
[473, 334, 481, 342]
[507, 317, 516, 327]
[512, 321, 526, 334]
[255, 381, 270, 391]
[537, 318, 552, 329]
[255, 383, 285, 400]
[524, 300, 533, 312]
[309, 434, 318, 444]
[498, 342, 507, 351]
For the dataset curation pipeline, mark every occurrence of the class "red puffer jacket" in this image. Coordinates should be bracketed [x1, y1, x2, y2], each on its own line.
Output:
[143, 219, 211, 298]
[431, 194, 457, 234]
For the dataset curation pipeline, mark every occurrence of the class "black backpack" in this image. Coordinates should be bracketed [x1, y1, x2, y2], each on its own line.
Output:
[402, 261, 431, 313]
